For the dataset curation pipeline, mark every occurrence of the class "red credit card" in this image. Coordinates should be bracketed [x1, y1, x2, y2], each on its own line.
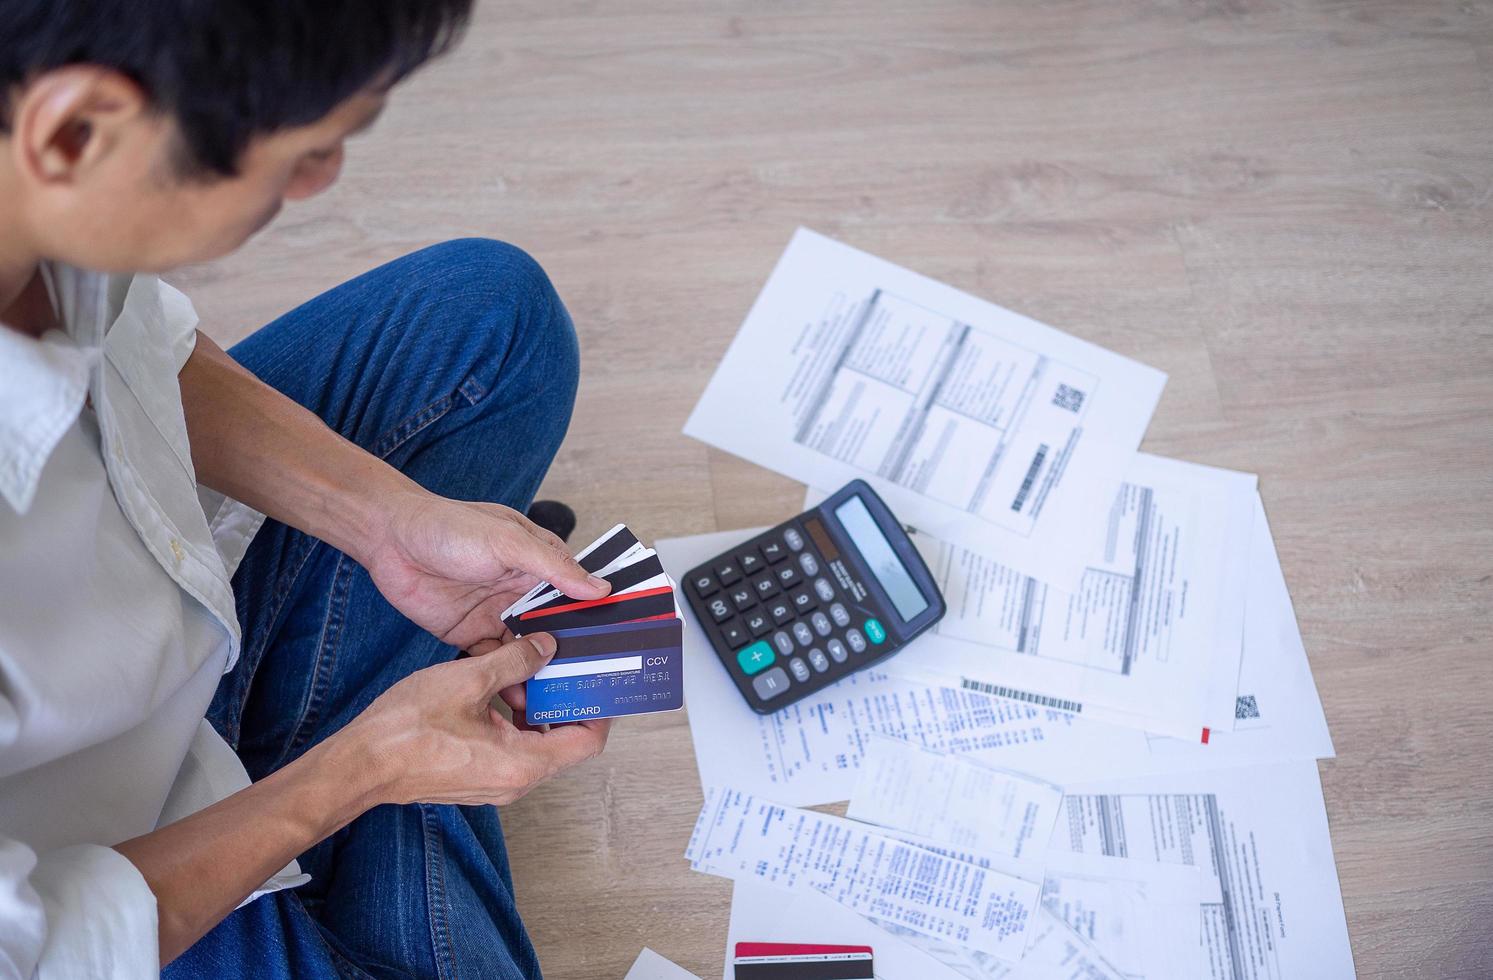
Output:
[733, 943, 873, 980]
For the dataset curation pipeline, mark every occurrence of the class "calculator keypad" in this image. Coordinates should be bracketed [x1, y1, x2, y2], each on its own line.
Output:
[687, 523, 902, 713]
[752, 667, 791, 700]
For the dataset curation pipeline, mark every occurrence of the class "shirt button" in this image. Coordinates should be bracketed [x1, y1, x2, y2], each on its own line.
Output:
[169, 538, 185, 563]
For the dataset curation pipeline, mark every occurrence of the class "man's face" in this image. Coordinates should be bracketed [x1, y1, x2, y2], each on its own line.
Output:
[12, 70, 386, 274]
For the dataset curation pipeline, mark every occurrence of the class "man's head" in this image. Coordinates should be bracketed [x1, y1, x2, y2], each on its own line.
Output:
[0, 0, 472, 273]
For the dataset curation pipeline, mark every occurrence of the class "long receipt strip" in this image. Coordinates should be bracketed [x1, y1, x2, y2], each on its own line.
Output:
[847, 734, 1062, 861]
[810, 452, 1258, 738]
[684, 228, 1167, 590]
[658, 505, 1331, 808]
[842, 737, 1201, 980]
[687, 788, 1043, 961]
[865, 855, 1202, 980]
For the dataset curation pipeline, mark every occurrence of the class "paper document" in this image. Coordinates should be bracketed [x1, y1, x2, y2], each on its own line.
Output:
[1039, 851, 1202, 980]
[1151, 496, 1335, 761]
[689, 787, 1042, 960]
[847, 735, 1062, 861]
[1059, 762, 1356, 980]
[809, 452, 1256, 738]
[626, 948, 704, 980]
[684, 228, 1166, 589]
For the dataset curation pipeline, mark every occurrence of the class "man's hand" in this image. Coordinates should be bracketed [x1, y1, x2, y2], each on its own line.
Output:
[356, 489, 610, 651]
[339, 632, 613, 807]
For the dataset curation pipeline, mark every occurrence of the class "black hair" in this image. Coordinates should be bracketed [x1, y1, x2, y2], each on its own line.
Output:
[0, 0, 472, 176]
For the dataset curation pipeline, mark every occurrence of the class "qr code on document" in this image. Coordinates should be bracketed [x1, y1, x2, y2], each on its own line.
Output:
[1052, 383, 1085, 412]
[1235, 695, 1260, 720]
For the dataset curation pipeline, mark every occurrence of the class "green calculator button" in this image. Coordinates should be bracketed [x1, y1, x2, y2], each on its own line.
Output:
[737, 640, 776, 675]
[864, 618, 886, 644]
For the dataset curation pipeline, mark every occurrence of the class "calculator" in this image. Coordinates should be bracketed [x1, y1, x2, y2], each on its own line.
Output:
[683, 480, 946, 713]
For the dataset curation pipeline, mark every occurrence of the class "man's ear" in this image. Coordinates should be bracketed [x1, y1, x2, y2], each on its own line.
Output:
[9, 66, 149, 187]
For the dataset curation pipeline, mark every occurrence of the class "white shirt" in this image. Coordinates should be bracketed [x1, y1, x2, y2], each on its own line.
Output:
[0, 265, 305, 980]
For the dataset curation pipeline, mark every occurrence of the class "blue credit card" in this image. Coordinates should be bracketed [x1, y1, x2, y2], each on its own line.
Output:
[525, 618, 683, 724]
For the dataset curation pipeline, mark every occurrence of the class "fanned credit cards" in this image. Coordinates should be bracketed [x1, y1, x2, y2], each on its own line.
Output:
[500, 524, 684, 725]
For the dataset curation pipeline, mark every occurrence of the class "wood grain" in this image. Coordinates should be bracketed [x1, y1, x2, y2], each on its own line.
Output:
[179, 0, 1493, 976]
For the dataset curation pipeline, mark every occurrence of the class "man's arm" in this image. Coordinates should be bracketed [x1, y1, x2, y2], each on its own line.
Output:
[115, 335, 613, 964]
[116, 633, 607, 964]
[178, 332, 608, 647]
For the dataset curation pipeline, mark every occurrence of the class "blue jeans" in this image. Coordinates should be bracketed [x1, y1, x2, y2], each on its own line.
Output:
[164, 240, 579, 979]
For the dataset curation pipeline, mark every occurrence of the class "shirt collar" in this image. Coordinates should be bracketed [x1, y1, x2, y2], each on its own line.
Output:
[0, 265, 103, 514]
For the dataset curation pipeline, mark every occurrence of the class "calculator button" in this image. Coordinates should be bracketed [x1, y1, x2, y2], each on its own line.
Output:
[752, 667, 791, 701]
[784, 527, 805, 551]
[715, 561, 742, 586]
[814, 578, 836, 603]
[827, 638, 849, 663]
[744, 611, 772, 637]
[798, 552, 819, 577]
[692, 574, 719, 598]
[829, 603, 851, 628]
[775, 565, 801, 589]
[810, 611, 832, 637]
[808, 648, 830, 673]
[761, 540, 788, 564]
[752, 574, 779, 600]
[768, 600, 794, 626]
[736, 641, 775, 675]
[787, 657, 811, 683]
[729, 586, 757, 611]
[864, 619, 887, 645]
[792, 622, 814, 647]
[721, 621, 749, 649]
[707, 597, 732, 623]
[845, 628, 867, 654]
[739, 552, 765, 576]
[772, 631, 795, 657]
[790, 589, 816, 614]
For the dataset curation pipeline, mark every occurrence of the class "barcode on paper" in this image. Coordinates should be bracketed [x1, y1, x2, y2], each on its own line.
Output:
[960, 677, 1082, 713]
[1010, 444, 1048, 513]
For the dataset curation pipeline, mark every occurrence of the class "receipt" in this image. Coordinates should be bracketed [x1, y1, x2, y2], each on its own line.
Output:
[688, 787, 1042, 961]
[848, 734, 1063, 860]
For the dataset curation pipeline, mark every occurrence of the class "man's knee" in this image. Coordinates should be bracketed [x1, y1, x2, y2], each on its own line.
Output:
[416, 238, 579, 413]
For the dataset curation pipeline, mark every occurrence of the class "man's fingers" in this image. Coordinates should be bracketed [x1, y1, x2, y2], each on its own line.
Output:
[476, 633, 556, 694]
[494, 682, 550, 732]
[512, 519, 609, 601]
[465, 635, 507, 658]
[496, 682, 526, 713]
[522, 718, 612, 773]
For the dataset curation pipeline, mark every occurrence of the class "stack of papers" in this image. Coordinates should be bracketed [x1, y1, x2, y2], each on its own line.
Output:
[667, 229, 1354, 978]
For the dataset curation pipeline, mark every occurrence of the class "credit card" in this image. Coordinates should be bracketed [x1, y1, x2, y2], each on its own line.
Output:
[733, 944, 873, 980]
[503, 552, 666, 629]
[525, 618, 684, 724]
[502, 523, 639, 619]
[511, 584, 677, 633]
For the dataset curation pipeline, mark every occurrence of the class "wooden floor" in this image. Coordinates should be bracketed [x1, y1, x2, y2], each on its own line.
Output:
[181, 1, 1493, 976]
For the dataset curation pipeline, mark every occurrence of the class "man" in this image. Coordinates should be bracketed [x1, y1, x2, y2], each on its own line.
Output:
[0, 2, 613, 977]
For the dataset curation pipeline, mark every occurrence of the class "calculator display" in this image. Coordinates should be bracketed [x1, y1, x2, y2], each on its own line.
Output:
[834, 496, 929, 622]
